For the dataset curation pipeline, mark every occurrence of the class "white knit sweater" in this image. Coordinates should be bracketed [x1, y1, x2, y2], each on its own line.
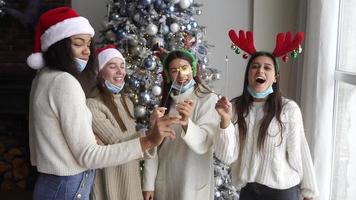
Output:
[29, 68, 144, 176]
[143, 86, 219, 200]
[214, 99, 319, 198]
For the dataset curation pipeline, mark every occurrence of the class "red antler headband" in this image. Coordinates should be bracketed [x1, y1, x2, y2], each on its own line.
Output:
[228, 29, 304, 62]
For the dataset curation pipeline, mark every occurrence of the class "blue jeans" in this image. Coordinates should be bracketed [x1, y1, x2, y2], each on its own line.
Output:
[33, 170, 95, 200]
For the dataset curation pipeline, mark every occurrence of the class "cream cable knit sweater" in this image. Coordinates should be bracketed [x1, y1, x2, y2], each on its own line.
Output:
[214, 99, 319, 198]
[87, 93, 146, 200]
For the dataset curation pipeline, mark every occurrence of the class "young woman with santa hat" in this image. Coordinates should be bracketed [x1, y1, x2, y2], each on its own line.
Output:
[86, 45, 166, 200]
[28, 7, 180, 200]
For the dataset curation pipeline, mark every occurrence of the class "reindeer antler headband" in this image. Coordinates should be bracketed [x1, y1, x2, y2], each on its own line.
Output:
[228, 29, 304, 62]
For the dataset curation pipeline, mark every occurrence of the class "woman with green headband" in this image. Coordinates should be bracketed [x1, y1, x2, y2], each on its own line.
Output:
[142, 49, 223, 200]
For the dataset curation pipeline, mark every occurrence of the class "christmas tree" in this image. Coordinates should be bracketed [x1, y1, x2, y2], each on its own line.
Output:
[0, 0, 6, 18]
[98, 0, 220, 129]
[98, 0, 237, 199]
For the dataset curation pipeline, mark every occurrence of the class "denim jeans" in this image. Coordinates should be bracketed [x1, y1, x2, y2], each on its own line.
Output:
[33, 170, 95, 200]
[240, 182, 301, 200]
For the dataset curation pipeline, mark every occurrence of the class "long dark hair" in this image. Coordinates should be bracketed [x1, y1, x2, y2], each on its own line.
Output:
[43, 37, 96, 96]
[160, 51, 213, 111]
[232, 51, 284, 152]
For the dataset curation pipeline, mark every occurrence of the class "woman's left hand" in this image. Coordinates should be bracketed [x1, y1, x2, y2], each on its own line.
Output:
[176, 99, 195, 128]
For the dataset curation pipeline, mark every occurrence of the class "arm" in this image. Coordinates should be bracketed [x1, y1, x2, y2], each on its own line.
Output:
[214, 96, 238, 165]
[286, 102, 319, 199]
[51, 74, 182, 169]
[142, 156, 159, 193]
[50, 74, 144, 168]
[214, 123, 238, 165]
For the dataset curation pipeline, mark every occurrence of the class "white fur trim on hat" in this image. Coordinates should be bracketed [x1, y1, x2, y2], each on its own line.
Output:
[41, 16, 95, 51]
[98, 48, 125, 71]
[27, 52, 45, 70]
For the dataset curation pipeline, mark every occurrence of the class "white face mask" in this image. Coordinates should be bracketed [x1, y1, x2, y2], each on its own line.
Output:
[104, 80, 124, 94]
[74, 58, 88, 72]
[172, 79, 196, 93]
[247, 85, 274, 99]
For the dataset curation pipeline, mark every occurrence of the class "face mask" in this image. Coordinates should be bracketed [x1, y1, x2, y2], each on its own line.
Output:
[247, 85, 274, 99]
[172, 79, 196, 93]
[104, 80, 124, 94]
[74, 58, 88, 72]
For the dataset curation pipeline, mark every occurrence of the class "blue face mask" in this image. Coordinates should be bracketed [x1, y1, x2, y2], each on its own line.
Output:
[172, 79, 196, 93]
[104, 80, 124, 94]
[74, 58, 88, 72]
[247, 85, 274, 99]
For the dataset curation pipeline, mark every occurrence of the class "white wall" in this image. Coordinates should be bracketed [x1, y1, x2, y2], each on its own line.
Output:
[72, 0, 298, 99]
[194, 0, 251, 98]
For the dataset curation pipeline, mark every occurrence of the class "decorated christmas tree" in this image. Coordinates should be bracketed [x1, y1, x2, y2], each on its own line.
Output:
[98, 0, 220, 129]
[0, 0, 6, 18]
[98, 0, 238, 199]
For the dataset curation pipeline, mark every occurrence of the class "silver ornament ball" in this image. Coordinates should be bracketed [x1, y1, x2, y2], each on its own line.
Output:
[134, 105, 147, 118]
[146, 23, 158, 36]
[170, 23, 180, 33]
[179, 0, 191, 9]
[152, 85, 162, 96]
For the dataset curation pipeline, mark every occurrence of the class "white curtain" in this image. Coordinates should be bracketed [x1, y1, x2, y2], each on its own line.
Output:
[295, 0, 339, 199]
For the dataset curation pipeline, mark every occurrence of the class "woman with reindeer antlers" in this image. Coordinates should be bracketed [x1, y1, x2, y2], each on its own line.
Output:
[142, 49, 222, 200]
[214, 30, 319, 200]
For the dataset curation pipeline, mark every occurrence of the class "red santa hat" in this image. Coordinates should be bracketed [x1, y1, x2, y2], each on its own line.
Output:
[27, 7, 95, 69]
[96, 44, 125, 71]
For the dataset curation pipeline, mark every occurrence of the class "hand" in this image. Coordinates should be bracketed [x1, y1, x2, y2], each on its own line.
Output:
[215, 96, 232, 129]
[303, 198, 313, 200]
[143, 191, 154, 200]
[141, 115, 183, 150]
[176, 99, 195, 127]
[149, 106, 166, 127]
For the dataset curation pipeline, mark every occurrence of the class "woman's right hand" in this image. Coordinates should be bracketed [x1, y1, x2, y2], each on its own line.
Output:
[143, 191, 154, 200]
[215, 96, 232, 129]
[141, 115, 182, 150]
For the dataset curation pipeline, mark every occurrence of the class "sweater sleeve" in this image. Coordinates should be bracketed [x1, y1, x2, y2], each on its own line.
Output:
[142, 156, 159, 191]
[86, 99, 128, 144]
[214, 123, 238, 165]
[50, 74, 143, 169]
[181, 94, 219, 154]
[285, 101, 319, 198]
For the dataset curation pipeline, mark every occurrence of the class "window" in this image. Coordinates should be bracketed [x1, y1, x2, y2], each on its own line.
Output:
[331, 0, 356, 200]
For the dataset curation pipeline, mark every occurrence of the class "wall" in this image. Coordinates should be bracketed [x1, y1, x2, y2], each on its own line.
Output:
[73, 0, 298, 99]
[253, 0, 298, 97]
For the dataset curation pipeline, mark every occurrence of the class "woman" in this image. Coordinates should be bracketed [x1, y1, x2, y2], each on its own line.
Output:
[215, 51, 319, 200]
[28, 7, 180, 200]
[87, 45, 165, 200]
[142, 49, 219, 200]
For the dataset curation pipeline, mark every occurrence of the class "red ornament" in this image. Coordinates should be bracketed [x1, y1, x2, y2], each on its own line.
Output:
[242, 53, 249, 59]
[282, 55, 289, 62]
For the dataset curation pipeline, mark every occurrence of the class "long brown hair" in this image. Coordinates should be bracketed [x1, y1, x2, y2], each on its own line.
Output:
[232, 51, 284, 152]
[160, 52, 213, 111]
[95, 73, 134, 132]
